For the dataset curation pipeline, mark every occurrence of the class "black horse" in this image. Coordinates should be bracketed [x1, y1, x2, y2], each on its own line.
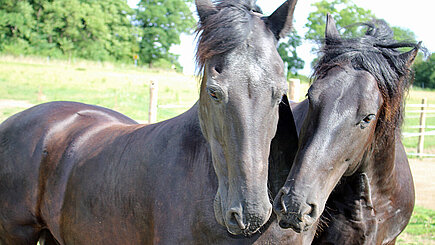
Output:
[0, 0, 318, 244]
[273, 14, 420, 244]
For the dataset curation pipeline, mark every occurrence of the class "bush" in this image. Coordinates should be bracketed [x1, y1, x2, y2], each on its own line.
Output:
[1, 39, 33, 55]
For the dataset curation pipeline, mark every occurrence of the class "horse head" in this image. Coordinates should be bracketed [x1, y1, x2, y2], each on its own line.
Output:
[273, 14, 420, 233]
[195, 0, 297, 236]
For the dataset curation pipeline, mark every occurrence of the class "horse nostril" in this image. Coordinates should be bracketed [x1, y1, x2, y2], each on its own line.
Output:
[227, 209, 246, 230]
[233, 212, 246, 230]
[279, 219, 291, 229]
[280, 195, 288, 214]
[273, 189, 288, 214]
[302, 203, 318, 222]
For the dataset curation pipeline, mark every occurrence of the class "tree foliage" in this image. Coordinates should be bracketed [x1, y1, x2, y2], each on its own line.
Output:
[278, 30, 304, 77]
[413, 54, 435, 89]
[136, 0, 195, 67]
[391, 26, 416, 42]
[305, 0, 418, 42]
[0, 0, 194, 67]
[305, 0, 375, 41]
[305, 0, 418, 68]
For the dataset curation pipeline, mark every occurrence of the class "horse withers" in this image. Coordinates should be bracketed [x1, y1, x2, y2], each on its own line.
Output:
[273, 14, 420, 244]
[0, 0, 316, 244]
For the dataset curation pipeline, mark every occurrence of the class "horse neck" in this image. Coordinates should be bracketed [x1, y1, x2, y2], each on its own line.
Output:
[362, 88, 407, 195]
[362, 127, 399, 196]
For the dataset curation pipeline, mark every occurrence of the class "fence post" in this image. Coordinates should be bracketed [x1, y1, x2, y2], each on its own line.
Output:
[288, 78, 300, 101]
[148, 80, 158, 124]
[37, 85, 47, 102]
[417, 98, 427, 157]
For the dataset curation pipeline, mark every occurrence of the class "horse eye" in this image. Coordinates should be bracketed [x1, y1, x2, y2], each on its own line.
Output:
[207, 88, 219, 101]
[363, 114, 375, 123]
[359, 114, 376, 129]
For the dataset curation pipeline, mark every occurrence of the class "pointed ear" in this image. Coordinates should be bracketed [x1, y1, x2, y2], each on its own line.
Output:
[325, 13, 340, 43]
[400, 42, 421, 68]
[265, 0, 298, 40]
[195, 0, 217, 22]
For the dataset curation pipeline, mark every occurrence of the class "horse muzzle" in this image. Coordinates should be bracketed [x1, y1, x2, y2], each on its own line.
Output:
[273, 188, 319, 233]
[214, 191, 272, 236]
[225, 204, 272, 236]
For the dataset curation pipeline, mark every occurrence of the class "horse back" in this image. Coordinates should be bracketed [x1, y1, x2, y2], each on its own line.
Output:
[0, 101, 139, 243]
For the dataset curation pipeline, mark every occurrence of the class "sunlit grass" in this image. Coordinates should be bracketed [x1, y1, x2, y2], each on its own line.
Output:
[397, 206, 435, 244]
[403, 88, 435, 153]
[0, 56, 199, 122]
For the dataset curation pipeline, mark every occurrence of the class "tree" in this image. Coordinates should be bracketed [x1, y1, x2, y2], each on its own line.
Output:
[305, 0, 418, 68]
[78, 0, 139, 62]
[277, 30, 304, 77]
[391, 26, 416, 42]
[39, 0, 138, 61]
[0, 0, 36, 54]
[135, 0, 195, 67]
[0, 0, 139, 63]
[413, 54, 435, 89]
[305, 0, 375, 41]
[39, 0, 85, 58]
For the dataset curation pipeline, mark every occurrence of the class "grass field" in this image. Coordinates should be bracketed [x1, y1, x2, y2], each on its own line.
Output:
[0, 56, 434, 243]
[403, 89, 435, 155]
[397, 206, 435, 244]
[0, 55, 199, 122]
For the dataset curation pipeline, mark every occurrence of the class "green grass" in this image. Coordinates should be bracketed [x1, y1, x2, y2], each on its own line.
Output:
[397, 206, 435, 244]
[0, 56, 199, 122]
[403, 89, 435, 154]
[0, 106, 26, 121]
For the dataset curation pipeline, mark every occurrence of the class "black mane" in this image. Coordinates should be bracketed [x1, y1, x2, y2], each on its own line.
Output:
[195, 0, 261, 72]
[313, 19, 420, 132]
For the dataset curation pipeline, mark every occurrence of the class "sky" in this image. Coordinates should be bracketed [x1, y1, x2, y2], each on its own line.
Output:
[129, 0, 434, 76]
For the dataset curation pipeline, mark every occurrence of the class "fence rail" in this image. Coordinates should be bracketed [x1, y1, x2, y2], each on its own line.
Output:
[158, 104, 192, 109]
[407, 103, 435, 107]
[147, 81, 434, 158]
[404, 98, 435, 158]
[148, 78, 304, 123]
[406, 152, 435, 157]
[408, 125, 435, 129]
[402, 130, 435, 137]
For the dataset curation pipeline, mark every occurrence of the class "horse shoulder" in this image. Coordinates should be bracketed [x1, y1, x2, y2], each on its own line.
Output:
[379, 136, 414, 243]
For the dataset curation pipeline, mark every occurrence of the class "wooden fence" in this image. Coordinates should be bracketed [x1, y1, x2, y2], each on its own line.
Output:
[147, 79, 303, 123]
[403, 98, 435, 158]
[147, 80, 194, 124]
[148, 81, 434, 158]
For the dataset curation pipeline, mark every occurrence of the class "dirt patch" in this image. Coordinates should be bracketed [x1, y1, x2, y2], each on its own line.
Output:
[0, 99, 34, 109]
[409, 158, 435, 210]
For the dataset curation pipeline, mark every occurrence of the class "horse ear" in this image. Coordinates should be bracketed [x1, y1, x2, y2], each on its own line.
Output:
[265, 0, 298, 40]
[195, 0, 217, 22]
[400, 42, 421, 68]
[325, 13, 340, 43]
